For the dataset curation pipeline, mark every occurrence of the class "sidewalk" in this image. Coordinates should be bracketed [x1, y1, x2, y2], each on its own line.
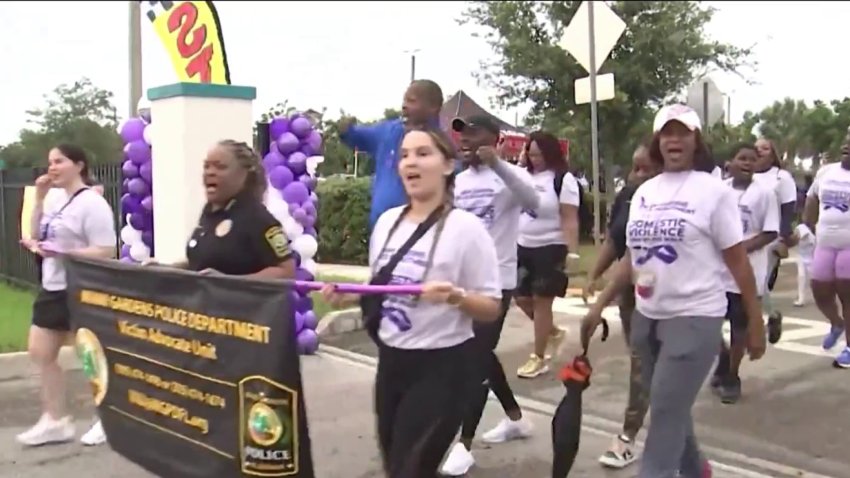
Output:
[0, 351, 745, 478]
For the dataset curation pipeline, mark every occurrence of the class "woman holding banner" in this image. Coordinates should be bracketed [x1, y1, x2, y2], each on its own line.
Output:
[321, 126, 502, 477]
[146, 140, 295, 277]
[17, 144, 117, 447]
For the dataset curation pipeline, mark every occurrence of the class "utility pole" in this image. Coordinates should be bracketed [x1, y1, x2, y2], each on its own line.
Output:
[129, 1, 143, 118]
[405, 49, 420, 83]
[587, 0, 602, 247]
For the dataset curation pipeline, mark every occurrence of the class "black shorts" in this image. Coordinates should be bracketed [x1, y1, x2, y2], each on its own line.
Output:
[32, 289, 71, 332]
[516, 244, 569, 298]
[725, 292, 748, 345]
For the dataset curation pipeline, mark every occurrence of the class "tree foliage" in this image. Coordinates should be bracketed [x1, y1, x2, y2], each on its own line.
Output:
[461, 1, 754, 173]
[0, 78, 122, 169]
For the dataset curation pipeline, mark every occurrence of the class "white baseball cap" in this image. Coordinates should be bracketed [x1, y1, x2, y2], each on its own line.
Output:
[653, 104, 702, 133]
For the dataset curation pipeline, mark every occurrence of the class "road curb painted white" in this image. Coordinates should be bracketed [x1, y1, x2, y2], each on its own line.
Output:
[316, 343, 833, 478]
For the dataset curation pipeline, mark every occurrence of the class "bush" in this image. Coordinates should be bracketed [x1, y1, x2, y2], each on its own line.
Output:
[315, 179, 608, 265]
[316, 176, 371, 264]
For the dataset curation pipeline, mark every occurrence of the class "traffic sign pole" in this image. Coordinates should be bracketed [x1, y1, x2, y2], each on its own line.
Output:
[587, 1, 601, 247]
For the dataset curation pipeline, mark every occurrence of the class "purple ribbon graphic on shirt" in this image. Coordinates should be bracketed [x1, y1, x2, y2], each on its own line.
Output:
[522, 208, 538, 218]
[382, 306, 413, 332]
[823, 200, 849, 212]
[634, 245, 679, 266]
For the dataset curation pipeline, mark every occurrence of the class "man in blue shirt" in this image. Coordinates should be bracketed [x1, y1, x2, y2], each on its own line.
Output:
[339, 80, 444, 229]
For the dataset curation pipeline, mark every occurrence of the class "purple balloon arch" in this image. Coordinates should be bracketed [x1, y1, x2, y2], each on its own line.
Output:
[263, 113, 323, 355]
[116, 111, 323, 355]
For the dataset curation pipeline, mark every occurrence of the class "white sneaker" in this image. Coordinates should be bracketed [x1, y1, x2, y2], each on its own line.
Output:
[598, 434, 639, 469]
[15, 414, 75, 446]
[440, 443, 475, 476]
[80, 420, 107, 446]
[793, 300, 805, 307]
[481, 417, 534, 444]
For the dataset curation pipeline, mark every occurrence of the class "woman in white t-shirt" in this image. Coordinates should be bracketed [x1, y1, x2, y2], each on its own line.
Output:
[321, 126, 501, 477]
[753, 138, 797, 343]
[515, 131, 581, 379]
[802, 130, 850, 368]
[17, 144, 117, 447]
[581, 105, 766, 478]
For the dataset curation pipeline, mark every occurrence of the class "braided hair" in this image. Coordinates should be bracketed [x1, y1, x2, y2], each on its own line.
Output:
[216, 140, 267, 201]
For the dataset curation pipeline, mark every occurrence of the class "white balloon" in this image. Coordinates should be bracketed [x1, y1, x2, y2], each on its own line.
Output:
[264, 179, 292, 225]
[142, 124, 153, 145]
[284, 217, 304, 239]
[301, 259, 317, 275]
[305, 156, 324, 177]
[129, 242, 151, 261]
[120, 225, 142, 245]
[291, 235, 318, 259]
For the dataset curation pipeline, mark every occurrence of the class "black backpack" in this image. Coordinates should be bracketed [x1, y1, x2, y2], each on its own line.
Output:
[554, 172, 592, 231]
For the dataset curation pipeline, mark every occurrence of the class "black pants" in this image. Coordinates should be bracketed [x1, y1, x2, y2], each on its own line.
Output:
[461, 290, 520, 441]
[375, 341, 472, 478]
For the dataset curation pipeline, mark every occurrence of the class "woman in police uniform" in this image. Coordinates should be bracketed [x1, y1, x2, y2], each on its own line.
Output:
[151, 139, 295, 278]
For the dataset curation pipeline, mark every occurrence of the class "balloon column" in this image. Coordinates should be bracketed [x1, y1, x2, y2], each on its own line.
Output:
[262, 114, 323, 355]
[118, 116, 154, 264]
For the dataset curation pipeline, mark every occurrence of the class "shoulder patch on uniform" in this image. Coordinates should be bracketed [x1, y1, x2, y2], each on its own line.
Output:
[264, 226, 290, 258]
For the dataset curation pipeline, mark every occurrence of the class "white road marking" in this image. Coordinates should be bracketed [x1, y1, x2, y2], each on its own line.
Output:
[317, 344, 834, 478]
[551, 297, 846, 358]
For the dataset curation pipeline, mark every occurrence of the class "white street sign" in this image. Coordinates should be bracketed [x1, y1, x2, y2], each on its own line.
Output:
[559, 1, 626, 75]
[575, 73, 615, 104]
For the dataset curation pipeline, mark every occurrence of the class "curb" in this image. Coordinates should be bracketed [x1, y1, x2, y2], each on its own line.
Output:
[316, 307, 364, 337]
[0, 346, 80, 382]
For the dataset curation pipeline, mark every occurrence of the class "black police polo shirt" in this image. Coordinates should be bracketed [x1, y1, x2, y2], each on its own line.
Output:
[186, 193, 292, 275]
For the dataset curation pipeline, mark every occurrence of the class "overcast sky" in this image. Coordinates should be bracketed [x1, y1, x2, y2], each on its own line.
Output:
[1, 1, 848, 145]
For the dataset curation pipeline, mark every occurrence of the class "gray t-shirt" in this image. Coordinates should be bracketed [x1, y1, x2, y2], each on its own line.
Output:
[369, 207, 502, 350]
[40, 188, 116, 291]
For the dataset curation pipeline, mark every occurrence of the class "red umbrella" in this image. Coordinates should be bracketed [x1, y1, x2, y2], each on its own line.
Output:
[551, 319, 610, 478]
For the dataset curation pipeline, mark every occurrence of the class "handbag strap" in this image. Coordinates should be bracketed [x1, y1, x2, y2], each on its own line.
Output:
[39, 187, 89, 240]
[375, 206, 444, 280]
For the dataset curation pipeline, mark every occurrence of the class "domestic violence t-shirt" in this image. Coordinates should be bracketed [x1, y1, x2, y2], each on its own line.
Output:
[518, 170, 580, 248]
[720, 179, 779, 296]
[369, 207, 502, 350]
[455, 162, 535, 290]
[807, 163, 850, 248]
[626, 171, 743, 319]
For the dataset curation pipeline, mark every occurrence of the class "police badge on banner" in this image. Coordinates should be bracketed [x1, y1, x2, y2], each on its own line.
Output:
[66, 257, 314, 477]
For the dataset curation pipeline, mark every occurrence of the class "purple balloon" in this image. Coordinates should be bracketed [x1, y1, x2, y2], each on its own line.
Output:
[302, 311, 318, 330]
[142, 211, 154, 230]
[122, 160, 139, 178]
[290, 117, 312, 139]
[128, 178, 150, 197]
[295, 267, 314, 282]
[302, 215, 316, 229]
[129, 212, 146, 230]
[287, 152, 308, 175]
[120, 244, 131, 257]
[291, 250, 301, 268]
[299, 144, 316, 157]
[297, 294, 313, 313]
[139, 161, 153, 182]
[306, 130, 323, 153]
[282, 182, 310, 205]
[305, 227, 317, 237]
[122, 179, 130, 193]
[263, 151, 286, 171]
[142, 230, 154, 249]
[120, 118, 146, 143]
[310, 192, 319, 204]
[297, 329, 319, 355]
[291, 208, 307, 223]
[121, 193, 141, 214]
[301, 202, 317, 216]
[294, 311, 305, 334]
[269, 117, 290, 140]
[269, 165, 294, 190]
[288, 202, 300, 214]
[276, 132, 300, 155]
[126, 141, 151, 165]
[298, 174, 316, 190]
[141, 195, 153, 212]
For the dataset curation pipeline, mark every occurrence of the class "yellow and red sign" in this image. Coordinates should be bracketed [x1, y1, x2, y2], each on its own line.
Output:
[143, 1, 231, 85]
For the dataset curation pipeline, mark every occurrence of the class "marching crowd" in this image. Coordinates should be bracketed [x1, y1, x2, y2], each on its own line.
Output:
[14, 78, 850, 478]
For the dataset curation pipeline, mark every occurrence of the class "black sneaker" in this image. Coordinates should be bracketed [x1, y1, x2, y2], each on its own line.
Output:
[767, 312, 783, 344]
[720, 376, 742, 404]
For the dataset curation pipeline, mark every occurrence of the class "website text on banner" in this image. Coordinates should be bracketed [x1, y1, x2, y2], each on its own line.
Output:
[143, 0, 232, 84]
[67, 257, 314, 478]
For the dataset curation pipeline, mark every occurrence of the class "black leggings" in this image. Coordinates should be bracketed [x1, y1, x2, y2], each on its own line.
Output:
[375, 341, 472, 478]
[461, 290, 520, 440]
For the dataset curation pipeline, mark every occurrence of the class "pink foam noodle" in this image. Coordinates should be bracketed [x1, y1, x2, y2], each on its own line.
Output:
[293, 280, 423, 295]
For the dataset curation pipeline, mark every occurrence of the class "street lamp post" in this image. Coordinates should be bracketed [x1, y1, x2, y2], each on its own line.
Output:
[129, 1, 143, 118]
[404, 49, 420, 83]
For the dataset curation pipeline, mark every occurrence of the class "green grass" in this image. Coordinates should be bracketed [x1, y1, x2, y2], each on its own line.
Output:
[0, 282, 34, 353]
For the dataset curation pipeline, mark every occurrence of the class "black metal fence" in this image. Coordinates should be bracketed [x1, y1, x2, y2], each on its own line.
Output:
[0, 163, 122, 288]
